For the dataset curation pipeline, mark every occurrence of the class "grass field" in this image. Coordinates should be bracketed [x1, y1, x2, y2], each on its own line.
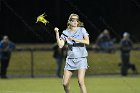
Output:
[0, 76, 140, 93]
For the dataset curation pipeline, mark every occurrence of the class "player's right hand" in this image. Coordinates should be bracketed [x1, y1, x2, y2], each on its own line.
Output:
[54, 27, 59, 33]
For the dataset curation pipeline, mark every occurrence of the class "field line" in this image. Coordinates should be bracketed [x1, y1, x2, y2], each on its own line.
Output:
[0, 90, 44, 93]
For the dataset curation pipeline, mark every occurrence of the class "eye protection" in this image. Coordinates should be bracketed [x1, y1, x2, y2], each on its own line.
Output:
[69, 18, 79, 22]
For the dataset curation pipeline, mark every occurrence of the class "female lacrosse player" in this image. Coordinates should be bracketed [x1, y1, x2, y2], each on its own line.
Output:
[54, 13, 89, 93]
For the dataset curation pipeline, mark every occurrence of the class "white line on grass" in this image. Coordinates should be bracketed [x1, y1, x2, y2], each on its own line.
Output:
[1, 90, 44, 93]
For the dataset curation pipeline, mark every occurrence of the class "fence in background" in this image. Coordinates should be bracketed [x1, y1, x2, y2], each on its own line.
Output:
[6, 47, 140, 78]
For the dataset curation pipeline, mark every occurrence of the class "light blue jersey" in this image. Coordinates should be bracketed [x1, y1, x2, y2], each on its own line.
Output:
[60, 27, 89, 58]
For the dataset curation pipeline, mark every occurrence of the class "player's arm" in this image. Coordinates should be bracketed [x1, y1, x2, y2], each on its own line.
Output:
[68, 35, 90, 45]
[54, 27, 65, 48]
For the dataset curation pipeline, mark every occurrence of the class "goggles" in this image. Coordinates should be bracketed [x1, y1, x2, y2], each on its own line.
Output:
[69, 18, 79, 22]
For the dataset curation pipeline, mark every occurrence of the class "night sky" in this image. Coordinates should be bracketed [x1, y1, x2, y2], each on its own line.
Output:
[0, 0, 140, 43]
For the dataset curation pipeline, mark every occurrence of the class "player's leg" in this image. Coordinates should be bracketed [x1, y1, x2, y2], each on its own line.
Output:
[78, 69, 87, 93]
[1, 59, 9, 78]
[56, 58, 63, 77]
[63, 69, 73, 93]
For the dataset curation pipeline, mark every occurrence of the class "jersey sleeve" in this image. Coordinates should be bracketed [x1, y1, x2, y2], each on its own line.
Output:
[81, 27, 89, 36]
[60, 31, 67, 42]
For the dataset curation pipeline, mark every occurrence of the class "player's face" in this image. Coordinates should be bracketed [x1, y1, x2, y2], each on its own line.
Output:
[69, 16, 79, 27]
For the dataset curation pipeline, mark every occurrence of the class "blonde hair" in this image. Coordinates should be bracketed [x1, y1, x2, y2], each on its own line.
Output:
[67, 13, 84, 29]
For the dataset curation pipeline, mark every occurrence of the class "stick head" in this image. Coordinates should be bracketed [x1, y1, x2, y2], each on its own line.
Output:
[36, 13, 49, 25]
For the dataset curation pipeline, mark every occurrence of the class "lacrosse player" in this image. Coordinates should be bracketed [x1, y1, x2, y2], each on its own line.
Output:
[54, 13, 89, 93]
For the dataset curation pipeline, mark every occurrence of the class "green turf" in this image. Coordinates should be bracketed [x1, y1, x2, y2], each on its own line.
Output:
[0, 76, 140, 93]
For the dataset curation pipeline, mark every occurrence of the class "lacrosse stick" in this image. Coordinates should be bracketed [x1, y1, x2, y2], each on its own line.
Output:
[36, 12, 49, 25]
[36, 12, 68, 38]
[36, 12, 57, 39]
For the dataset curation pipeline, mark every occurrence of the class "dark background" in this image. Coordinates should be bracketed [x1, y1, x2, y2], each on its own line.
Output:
[0, 0, 140, 43]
